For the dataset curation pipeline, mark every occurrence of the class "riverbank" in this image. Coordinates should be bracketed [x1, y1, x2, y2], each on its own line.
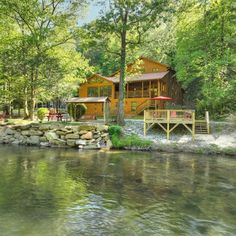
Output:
[123, 120, 236, 156]
[0, 123, 112, 150]
[0, 120, 235, 156]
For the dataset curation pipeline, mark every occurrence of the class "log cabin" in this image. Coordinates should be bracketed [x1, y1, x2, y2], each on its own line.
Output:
[78, 57, 183, 117]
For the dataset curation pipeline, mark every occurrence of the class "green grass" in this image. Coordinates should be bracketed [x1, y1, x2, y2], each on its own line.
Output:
[2, 119, 33, 126]
[108, 125, 152, 149]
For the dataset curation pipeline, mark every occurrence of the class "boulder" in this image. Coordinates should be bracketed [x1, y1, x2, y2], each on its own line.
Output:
[78, 125, 96, 131]
[88, 139, 96, 144]
[81, 131, 93, 140]
[79, 130, 88, 135]
[30, 123, 40, 129]
[21, 130, 32, 136]
[19, 124, 31, 130]
[27, 136, 40, 145]
[106, 139, 113, 149]
[101, 133, 109, 138]
[39, 125, 51, 131]
[66, 139, 76, 147]
[97, 125, 109, 132]
[40, 136, 48, 142]
[12, 140, 21, 145]
[29, 130, 44, 136]
[45, 131, 58, 141]
[14, 132, 22, 139]
[5, 128, 16, 135]
[75, 140, 87, 145]
[56, 130, 67, 136]
[40, 142, 50, 147]
[65, 133, 80, 139]
[83, 144, 99, 150]
[52, 139, 66, 146]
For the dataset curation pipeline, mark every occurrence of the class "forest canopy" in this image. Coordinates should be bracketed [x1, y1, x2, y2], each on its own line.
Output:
[0, 0, 235, 120]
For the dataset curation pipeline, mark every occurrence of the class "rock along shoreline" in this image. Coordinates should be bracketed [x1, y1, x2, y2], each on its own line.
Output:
[0, 122, 235, 156]
[0, 123, 112, 150]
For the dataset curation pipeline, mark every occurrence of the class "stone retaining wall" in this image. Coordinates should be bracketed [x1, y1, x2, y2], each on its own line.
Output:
[0, 123, 112, 149]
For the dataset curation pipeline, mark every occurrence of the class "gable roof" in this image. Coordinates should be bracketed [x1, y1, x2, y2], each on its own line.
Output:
[109, 56, 170, 77]
[85, 73, 112, 83]
[83, 57, 170, 85]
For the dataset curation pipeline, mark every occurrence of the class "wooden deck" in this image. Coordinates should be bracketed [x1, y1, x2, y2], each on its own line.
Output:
[144, 110, 210, 140]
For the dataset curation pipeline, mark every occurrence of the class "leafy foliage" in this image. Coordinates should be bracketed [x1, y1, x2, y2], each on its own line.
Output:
[108, 125, 123, 137]
[37, 108, 49, 123]
[108, 125, 152, 149]
[67, 103, 87, 121]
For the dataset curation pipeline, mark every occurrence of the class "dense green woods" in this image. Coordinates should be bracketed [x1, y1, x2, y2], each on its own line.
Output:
[0, 0, 91, 119]
[0, 0, 235, 121]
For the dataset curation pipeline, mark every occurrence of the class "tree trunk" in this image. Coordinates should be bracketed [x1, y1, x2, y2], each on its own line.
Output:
[29, 94, 36, 121]
[116, 8, 129, 126]
[23, 98, 29, 119]
[117, 29, 127, 126]
[29, 69, 36, 121]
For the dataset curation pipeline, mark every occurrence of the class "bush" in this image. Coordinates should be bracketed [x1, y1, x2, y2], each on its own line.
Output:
[108, 125, 122, 137]
[108, 125, 152, 149]
[37, 108, 49, 122]
[111, 134, 152, 149]
[67, 103, 87, 121]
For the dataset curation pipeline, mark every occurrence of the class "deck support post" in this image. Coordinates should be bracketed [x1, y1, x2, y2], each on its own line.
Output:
[192, 111, 195, 140]
[167, 110, 170, 140]
[205, 111, 210, 134]
[143, 109, 197, 140]
[144, 110, 146, 136]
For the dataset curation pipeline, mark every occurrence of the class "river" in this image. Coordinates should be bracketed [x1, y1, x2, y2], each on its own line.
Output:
[0, 145, 235, 236]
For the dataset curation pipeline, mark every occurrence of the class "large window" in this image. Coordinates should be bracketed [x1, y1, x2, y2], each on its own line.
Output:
[100, 86, 112, 97]
[88, 87, 99, 97]
[87, 86, 112, 97]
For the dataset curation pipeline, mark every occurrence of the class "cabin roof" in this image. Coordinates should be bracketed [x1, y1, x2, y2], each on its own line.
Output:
[105, 71, 169, 83]
[109, 56, 170, 77]
[67, 97, 110, 103]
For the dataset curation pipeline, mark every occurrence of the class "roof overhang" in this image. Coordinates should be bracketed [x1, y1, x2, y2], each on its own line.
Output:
[105, 71, 169, 83]
[66, 97, 110, 103]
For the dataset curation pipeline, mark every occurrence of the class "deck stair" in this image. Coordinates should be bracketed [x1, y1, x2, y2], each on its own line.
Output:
[135, 100, 156, 115]
[195, 121, 209, 134]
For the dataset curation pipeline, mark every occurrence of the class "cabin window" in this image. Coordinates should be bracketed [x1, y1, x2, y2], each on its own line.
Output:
[131, 102, 137, 112]
[151, 80, 158, 97]
[162, 82, 167, 92]
[100, 86, 112, 97]
[87, 87, 98, 97]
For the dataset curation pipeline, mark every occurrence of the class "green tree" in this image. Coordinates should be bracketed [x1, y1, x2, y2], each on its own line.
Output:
[89, 0, 167, 125]
[0, 0, 90, 120]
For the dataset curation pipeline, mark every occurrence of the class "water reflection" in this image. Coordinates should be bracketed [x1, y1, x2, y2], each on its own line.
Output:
[0, 146, 235, 236]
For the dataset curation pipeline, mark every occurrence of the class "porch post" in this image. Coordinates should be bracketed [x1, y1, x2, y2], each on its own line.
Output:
[149, 81, 151, 97]
[103, 101, 109, 124]
[127, 83, 129, 98]
[142, 81, 144, 97]
[103, 102, 106, 124]
[158, 80, 161, 96]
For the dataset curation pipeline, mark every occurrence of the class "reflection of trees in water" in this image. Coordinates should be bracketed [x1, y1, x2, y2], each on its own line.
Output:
[0, 148, 87, 217]
[0, 146, 235, 235]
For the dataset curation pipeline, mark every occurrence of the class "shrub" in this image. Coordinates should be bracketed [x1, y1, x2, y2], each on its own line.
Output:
[67, 103, 87, 121]
[37, 108, 49, 122]
[108, 125, 122, 137]
[111, 134, 152, 149]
